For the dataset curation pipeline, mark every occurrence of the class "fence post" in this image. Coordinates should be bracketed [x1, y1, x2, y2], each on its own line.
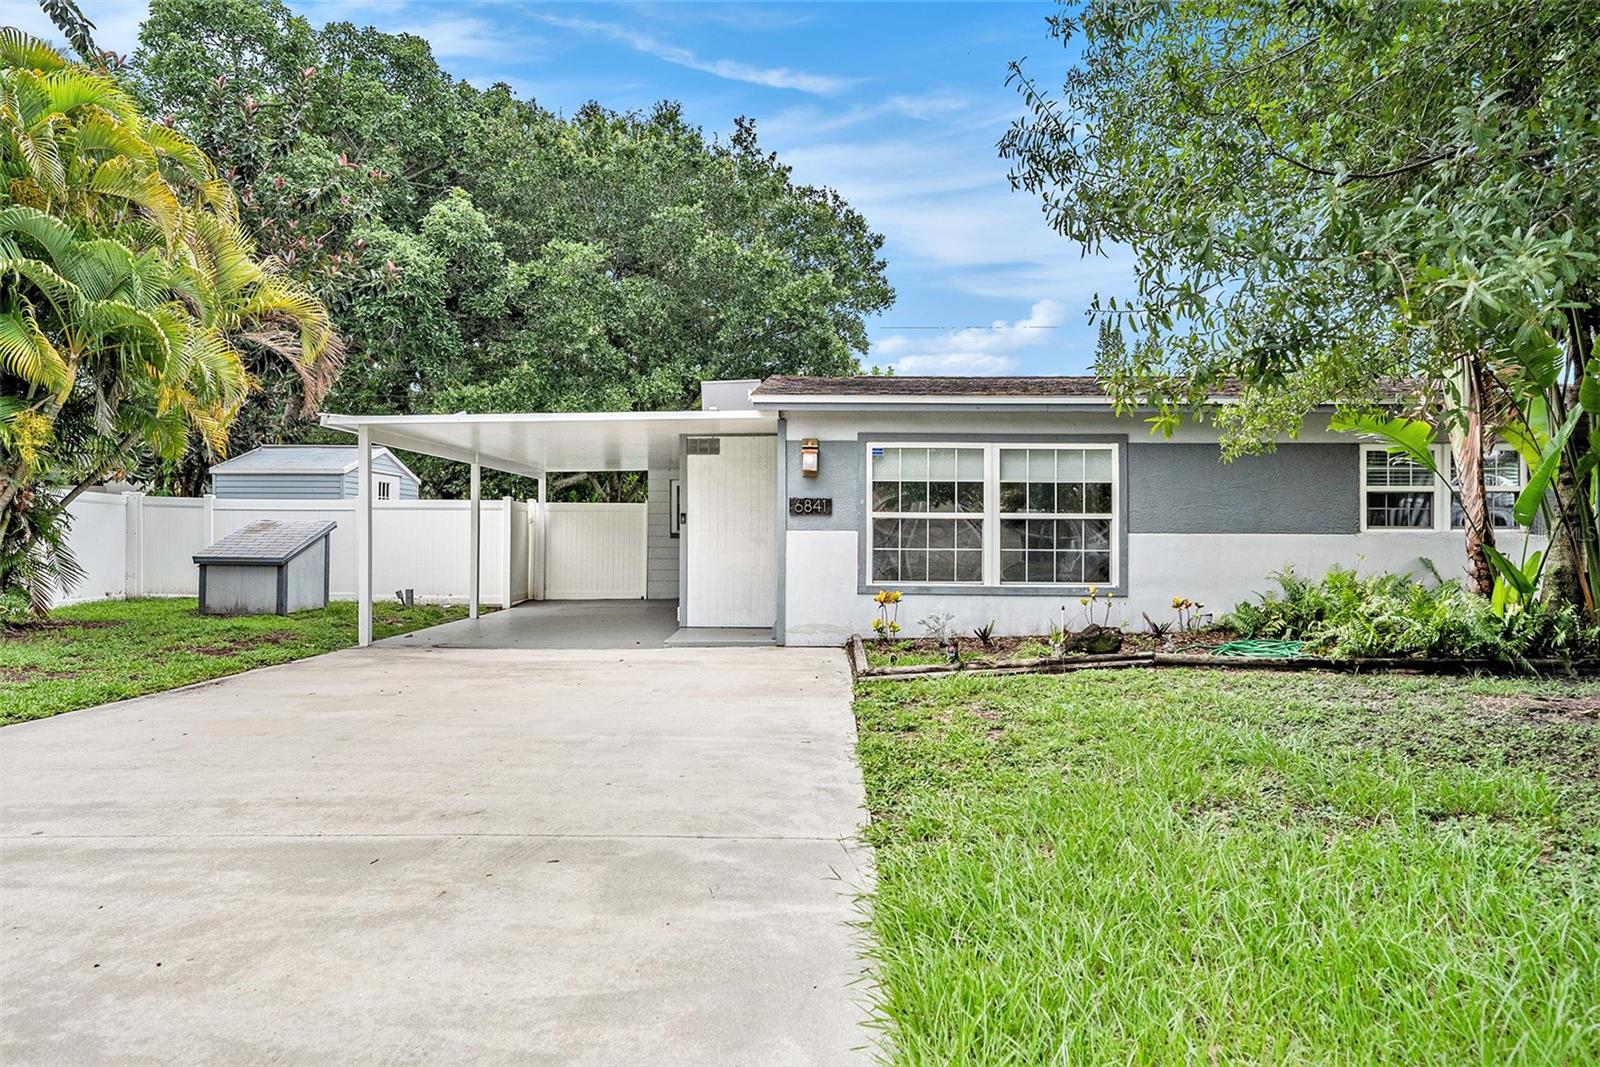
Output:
[202, 493, 215, 545]
[123, 492, 144, 598]
[534, 477, 547, 601]
[501, 496, 514, 608]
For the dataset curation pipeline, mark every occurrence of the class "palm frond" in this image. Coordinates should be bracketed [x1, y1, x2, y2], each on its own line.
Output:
[0, 29, 68, 74]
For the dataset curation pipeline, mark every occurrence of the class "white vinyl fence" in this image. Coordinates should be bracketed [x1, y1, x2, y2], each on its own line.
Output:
[59, 493, 651, 607]
[63, 493, 534, 607]
[542, 503, 647, 599]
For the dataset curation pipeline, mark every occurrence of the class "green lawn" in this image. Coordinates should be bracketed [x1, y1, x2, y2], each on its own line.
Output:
[854, 669, 1600, 1064]
[0, 597, 475, 726]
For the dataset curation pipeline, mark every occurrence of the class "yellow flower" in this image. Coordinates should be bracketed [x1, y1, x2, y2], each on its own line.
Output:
[1078, 597, 1089, 606]
[888, 621, 901, 633]
[888, 590, 901, 603]
[1172, 596, 1185, 609]
[1088, 585, 1099, 596]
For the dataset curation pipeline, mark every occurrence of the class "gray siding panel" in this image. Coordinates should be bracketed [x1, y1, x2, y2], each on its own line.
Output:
[1128, 443, 1358, 534]
[212, 473, 345, 499]
[339, 453, 418, 499]
[646, 469, 680, 600]
[784, 440, 861, 532]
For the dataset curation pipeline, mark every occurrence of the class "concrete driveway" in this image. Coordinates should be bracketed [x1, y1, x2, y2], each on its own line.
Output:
[0, 612, 874, 1065]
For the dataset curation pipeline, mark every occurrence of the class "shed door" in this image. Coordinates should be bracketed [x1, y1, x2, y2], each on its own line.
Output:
[685, 436, 776, 627]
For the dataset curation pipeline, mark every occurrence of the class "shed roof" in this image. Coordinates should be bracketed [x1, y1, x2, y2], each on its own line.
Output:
[209, 445, 417, 481]
[193, 520, 337, 566]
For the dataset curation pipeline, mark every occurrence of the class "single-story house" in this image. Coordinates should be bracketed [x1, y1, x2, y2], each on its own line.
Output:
[210, 445, 420, 501]
[321, 376, 1528, 647]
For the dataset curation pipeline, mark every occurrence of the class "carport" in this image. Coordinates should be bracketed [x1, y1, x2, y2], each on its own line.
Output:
[319, 401, 781, 647]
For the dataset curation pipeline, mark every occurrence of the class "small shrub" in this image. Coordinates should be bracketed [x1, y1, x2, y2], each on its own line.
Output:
[973, 619, 996, 647]
[1225, 565, 1600, 664]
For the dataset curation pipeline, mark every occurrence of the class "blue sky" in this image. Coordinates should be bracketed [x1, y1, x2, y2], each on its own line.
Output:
[23, 1, 1133, 375]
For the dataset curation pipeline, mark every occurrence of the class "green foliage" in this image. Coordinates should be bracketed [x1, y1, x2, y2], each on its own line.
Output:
[0, 29, 337, 610]
[1001, 1, 1599, 454]
[126, 2, 894, 493]
[854, 669, 1600, 1063]
[1226, 567, 1600, 664]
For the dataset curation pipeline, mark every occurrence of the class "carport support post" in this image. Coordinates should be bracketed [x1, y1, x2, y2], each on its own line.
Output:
[357, 427, 373, 647]
[534, 476, 547, 601]
[469, 458, 481, 620]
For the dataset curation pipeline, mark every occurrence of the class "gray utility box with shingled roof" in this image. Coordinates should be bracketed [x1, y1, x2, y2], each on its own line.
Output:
[194, 520, 336, 616]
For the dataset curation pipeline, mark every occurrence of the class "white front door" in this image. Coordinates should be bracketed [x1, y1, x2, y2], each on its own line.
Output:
[685, 436, 776, 627]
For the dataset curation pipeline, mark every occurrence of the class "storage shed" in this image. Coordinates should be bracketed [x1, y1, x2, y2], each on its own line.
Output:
[194, 520, 337, 615]
[209, 445, 420, 500]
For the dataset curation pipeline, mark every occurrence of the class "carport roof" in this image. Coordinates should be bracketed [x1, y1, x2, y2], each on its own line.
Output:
[318, 409, 775, 477]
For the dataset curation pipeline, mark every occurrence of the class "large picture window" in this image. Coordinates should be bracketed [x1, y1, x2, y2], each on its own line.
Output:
[867, 441, 1119, 588]
[997, 447, 1114, 584]
[870, 446, 985, 583]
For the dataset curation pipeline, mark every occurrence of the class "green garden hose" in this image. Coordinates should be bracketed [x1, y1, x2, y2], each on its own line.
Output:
[1206, 639, 1307, 658]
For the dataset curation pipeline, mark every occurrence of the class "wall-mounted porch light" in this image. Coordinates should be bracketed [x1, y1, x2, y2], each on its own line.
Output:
[800, 438, 820, 477]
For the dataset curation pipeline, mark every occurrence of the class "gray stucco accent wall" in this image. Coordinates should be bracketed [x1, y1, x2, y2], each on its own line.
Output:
[784, 440, 862, 531]
[1127, 443, 1358, 534]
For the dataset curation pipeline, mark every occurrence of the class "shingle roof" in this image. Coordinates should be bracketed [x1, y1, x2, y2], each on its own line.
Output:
[751, 375, 1116, 398]
[193, 520, 337, 565]
[209, 445, 395, 475]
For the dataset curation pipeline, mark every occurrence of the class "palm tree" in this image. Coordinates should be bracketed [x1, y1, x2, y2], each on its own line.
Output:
[0, 29, 342, 609]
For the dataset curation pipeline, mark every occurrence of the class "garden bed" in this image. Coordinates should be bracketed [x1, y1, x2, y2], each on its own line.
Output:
[849, 632, 1600, 681]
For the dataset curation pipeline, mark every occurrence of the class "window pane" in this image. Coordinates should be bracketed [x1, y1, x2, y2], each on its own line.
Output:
[929, 448, 957, 479]
[1367, 492, 1432, 527]
[956, 518, 983, 549]
[1028, 482, 1055, 513]
[1027, 551, 1055, 583]
[956, 549, 982, 583]
[928, 520, 955, 549]
[1000, 519, 1025, 550]
[957, 448, 984, 480]
[1367, 451, 1432, 488]
[1026, 519, 1054, 550]
[1489, 492, 1516, 528]
[1056, 449, 1085, 480]
[1000, 482, 1027, 512]
[1057, 483, 1083, 513]
[1084, 518, 1111, 551]
[872, 550, 899, 581]
[1084, 449, 1113, 481]
[1000, 551, 1026, 583]
[900, 448, 929, 479]
[872, 481, 899, 512]
[872, 518, 899, 548]
[957, 482, 984, 512]
[927, 481, 955, 512]
[1056, 551, 1084, 583]
[1084, 482, 1113, 513]
[1057, 519, 1085, 550]
[873, 448, 900, 479]
[901, 481, 928, 511]
[900, 518, 928, 548]
[927, 550, 956, 583]
[1486, 450, 1521, 488]
[999, 449, 1028, 480]
[1028, 449, 1056, 480]
[902, 550, 928, 582]
[1083, 551, 1112, 583]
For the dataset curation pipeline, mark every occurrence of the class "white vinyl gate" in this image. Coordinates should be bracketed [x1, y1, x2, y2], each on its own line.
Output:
[541, 502, 648, 600]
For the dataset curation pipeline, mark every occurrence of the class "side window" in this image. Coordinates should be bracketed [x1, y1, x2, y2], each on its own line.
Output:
[1450, 447, 1525, 529]
[1362, 448, 1436, 528]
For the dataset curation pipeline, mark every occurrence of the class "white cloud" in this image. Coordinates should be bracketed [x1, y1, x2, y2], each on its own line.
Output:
[871, 299, 1074, 375]
[530, 12, 853, 94]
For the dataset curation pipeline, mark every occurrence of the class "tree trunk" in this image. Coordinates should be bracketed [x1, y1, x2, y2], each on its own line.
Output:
[1453, 355, 1496, 596]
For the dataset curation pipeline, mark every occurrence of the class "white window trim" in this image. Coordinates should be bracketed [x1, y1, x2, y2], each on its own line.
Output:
[1359, 443, 1527, 533]
[866, 441, 1120, 589]
[374, 475, 397, 502]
